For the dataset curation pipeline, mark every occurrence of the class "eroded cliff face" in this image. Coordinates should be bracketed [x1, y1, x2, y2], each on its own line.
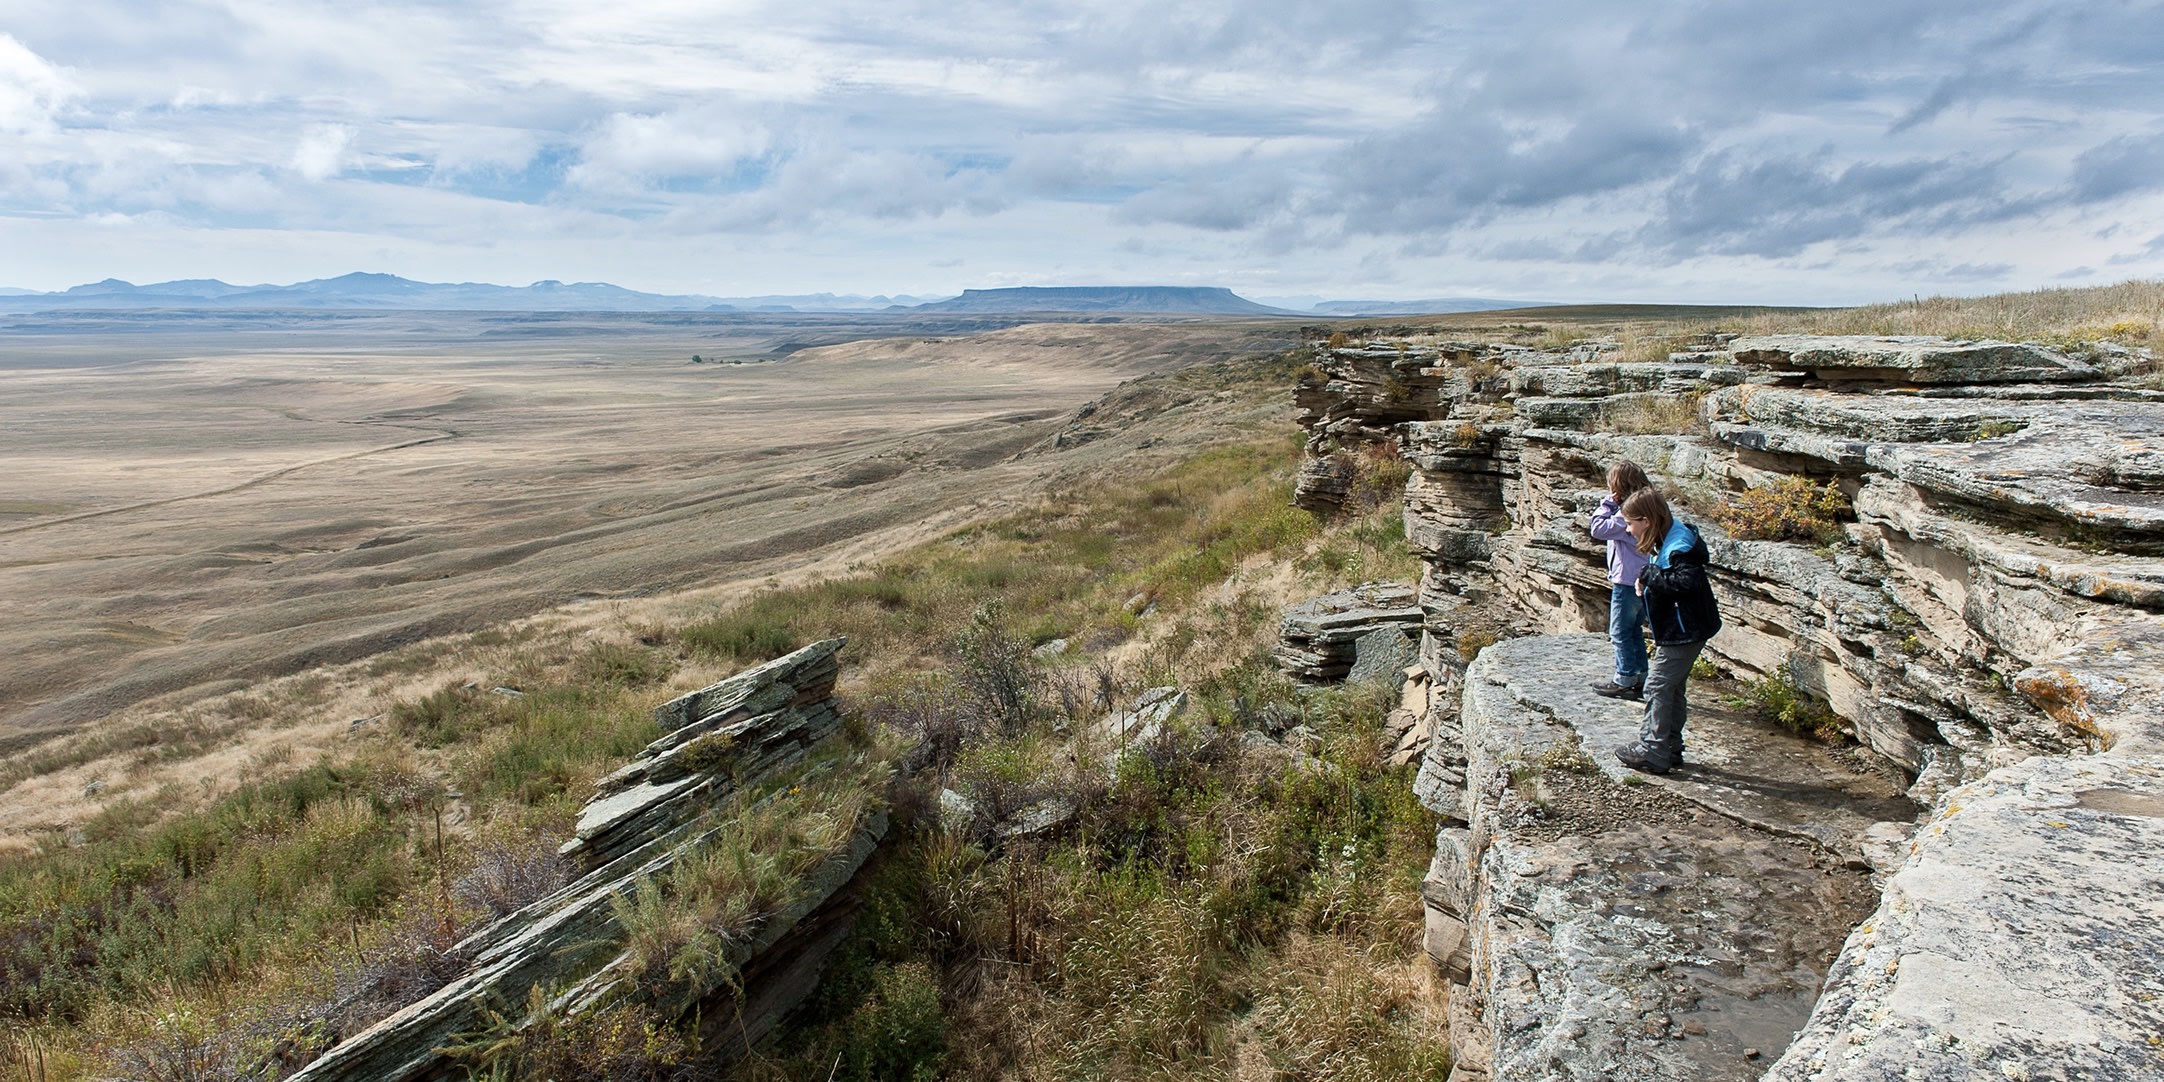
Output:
[1295, 332, 2164, 1081]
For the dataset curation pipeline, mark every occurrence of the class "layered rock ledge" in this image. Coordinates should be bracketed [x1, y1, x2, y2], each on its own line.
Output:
[289, 639, 886, 1082]
[1293, 330, 2164, 1078]
[1417, 635, 1895, 1081]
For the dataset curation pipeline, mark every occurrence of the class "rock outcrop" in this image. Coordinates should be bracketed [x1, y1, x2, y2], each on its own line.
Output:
[1294, 330, 2164, 1079]
[1274, 581, 1424, 684]
[289, 639, 887, 1081]
[1418, 635, 1896, 1081]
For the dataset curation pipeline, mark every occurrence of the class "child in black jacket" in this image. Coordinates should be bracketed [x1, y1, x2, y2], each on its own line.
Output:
[1614, 487, 1721, 774]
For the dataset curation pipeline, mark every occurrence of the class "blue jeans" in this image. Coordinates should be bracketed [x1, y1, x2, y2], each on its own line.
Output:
[1609, 585, 1648, 686]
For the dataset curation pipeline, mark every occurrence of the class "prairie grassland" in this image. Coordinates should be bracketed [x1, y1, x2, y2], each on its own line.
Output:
[0, 349, 1441, 1080]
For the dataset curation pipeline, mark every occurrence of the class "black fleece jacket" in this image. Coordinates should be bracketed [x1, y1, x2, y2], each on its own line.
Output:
[1637, 524, 1723, 645]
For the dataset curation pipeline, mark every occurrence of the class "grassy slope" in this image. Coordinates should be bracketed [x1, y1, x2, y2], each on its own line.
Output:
[0, 350, 1433, 1080]
[4, 278, 2157, 1079]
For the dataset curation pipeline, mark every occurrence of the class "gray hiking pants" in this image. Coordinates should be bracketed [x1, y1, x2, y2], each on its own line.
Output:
[1639, 639, 1707, 766]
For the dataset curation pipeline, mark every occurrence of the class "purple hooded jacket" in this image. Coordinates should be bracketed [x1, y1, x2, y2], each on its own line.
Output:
[1589, 494, 1651, 586]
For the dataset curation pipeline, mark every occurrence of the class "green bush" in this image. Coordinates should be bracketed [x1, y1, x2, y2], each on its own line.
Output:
[831, 962, 947, 1082]
[1727, 668, 1847, 741]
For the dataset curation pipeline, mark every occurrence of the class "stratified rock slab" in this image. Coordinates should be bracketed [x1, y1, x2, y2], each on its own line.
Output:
[1730, 336, 2099, 384]
[1275, 581, 1423, 683]
[1769, 754, 2164, 1081]
[1424, 635, 1878, 1081]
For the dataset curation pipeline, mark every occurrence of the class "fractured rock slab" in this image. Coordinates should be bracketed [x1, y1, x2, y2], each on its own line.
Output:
[1419, 635, 1880, 1082]
[289, 638, 882, 1082]
[1768, 754, 2164, 1082]
[1729, 336, 2100, 384]
[1275, 581, 1424, 684]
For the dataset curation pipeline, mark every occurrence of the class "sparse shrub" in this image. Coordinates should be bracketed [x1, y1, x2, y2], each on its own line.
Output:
[953, 600, 1041, 734]
[391, 682, 487, 747]
[455, 833, 572, 918]
[337, 893, 474, 1029]
[1712, 476, 1851, 543]
[827, 961, 948, 1082]
[614, 768, 879, 1010]
[1455, 621, 1502, 661]
[1727, 668, 1846, 742]
[1348, 441, 1412, 511]
[104, 1005, 286, 1082]
[950, 737, 1058, 836]
[449, 984, 693, 1082]
[574, 641, 672, 687]
[851, 676, 978, 775]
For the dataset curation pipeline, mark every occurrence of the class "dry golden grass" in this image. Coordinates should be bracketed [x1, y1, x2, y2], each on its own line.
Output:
[1725, 279, 2164, 347]
[1316, 279, 2164, 359]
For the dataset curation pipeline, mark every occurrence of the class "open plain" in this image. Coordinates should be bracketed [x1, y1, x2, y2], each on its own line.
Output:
[0, 311, 1300, 753]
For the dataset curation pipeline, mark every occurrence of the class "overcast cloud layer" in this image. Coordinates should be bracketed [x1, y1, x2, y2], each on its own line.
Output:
[4, 0, 2164, 304]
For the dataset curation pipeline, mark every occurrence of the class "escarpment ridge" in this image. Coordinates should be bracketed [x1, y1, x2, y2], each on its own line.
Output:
[1294, 331, 2164, 1079]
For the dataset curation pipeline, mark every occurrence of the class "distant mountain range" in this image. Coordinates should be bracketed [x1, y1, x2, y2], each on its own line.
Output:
[904, 286, 1299, 315]
[0, 274, 1551, 317]
[0, 273, 938, 314]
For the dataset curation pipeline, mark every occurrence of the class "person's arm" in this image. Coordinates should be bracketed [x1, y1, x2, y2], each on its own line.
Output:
[1639, 556, 1707, 600]
[1589, 495, 1633, 541]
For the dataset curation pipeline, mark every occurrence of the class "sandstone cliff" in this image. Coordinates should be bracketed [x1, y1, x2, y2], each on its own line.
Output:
[1294, 332, 2164, 1080]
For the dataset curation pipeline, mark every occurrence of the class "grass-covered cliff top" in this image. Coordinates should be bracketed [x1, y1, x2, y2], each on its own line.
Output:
[1331, 278, 2164, 366]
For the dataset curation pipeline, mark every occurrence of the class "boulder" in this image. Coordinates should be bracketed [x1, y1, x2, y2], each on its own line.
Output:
[1274, 582, 1424, 684]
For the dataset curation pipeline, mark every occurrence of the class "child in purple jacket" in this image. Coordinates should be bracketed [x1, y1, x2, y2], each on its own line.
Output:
[1589, 461, 1652, 699]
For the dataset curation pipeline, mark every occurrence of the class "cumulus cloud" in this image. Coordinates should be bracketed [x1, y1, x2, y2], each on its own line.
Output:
[568, 109, 771, 191]
[5, 0, 2164, 298]
[0, 33, 75, 133]
[290, 124, 353, 180]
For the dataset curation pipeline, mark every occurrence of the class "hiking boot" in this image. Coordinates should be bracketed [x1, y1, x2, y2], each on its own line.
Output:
[1614, 742, 1676, 775]
[1590, 679, 1643, 701]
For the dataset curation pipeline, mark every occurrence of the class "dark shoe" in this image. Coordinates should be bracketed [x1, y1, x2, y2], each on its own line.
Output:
[1614, 742, 1675, 775]
[1591, 680, 1643, 701]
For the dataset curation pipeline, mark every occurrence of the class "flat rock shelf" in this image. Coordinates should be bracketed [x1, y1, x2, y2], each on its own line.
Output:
[1418, 634, 1905, 1081]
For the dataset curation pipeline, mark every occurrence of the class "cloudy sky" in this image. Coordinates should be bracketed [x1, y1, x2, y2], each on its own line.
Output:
[4, 0, 2164, 304]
